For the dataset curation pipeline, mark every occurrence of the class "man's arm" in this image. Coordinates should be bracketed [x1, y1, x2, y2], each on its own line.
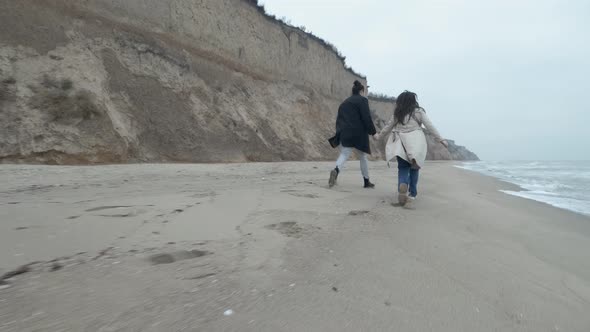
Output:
[359, 98, 377, 135]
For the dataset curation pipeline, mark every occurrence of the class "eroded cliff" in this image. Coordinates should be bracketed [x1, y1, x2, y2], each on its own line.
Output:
[0, 0, 477, 164]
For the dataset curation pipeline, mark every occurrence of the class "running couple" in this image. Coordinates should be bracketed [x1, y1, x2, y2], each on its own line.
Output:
[328, 80, 448, 206]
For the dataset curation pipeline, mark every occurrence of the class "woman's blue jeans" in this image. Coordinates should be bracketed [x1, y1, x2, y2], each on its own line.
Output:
[397, 156, 419, 197]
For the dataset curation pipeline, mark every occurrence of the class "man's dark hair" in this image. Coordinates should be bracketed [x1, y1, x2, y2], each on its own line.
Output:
[352, 80, 364, 95]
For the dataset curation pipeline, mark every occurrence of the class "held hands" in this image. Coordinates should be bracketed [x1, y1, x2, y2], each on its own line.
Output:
[373, 134, 380, 141]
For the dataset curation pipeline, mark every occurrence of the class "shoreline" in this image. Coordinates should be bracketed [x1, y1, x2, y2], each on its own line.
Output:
[455, 162, 590, 218]
[1, 162, 589, 331]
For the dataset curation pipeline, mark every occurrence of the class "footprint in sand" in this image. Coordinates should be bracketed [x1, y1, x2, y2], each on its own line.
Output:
[186, 272, 217, 280]
[280, 189, 300, 193]
[348, 210, 370, 216]
[289, 193, 320, 199]
[98, 212, 138, 218]
[148, 250, 211, 265]
[85, 206, 148, 218]
[190, 191, 217, 199]
[265, 221, 321, 238]
[85, 206, 133, 212]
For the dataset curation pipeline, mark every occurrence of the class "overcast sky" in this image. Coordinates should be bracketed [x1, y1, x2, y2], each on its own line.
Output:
[261, 0, 590, 161]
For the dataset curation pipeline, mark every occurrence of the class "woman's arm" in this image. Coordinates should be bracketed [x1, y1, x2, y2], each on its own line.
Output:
[416, 109, 447, 146]
[374, 115, 395, 140]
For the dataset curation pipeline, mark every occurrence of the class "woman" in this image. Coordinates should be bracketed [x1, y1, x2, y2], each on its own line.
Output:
[374, 91, 448, 206]
[328, 80, 377, 189]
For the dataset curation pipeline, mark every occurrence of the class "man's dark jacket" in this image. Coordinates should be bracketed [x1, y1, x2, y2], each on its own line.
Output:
[332, 95, 377, 154]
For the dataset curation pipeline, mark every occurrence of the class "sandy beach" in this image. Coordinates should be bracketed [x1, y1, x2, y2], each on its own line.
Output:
[1, 162, 589, 331]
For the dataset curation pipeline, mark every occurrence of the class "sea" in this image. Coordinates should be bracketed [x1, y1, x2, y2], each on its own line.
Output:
[458, 161, 590, 216]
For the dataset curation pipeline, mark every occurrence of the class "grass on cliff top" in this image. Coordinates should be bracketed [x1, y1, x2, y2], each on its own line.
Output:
[368, 92, 397, 103]
[244, 0, 364, 77]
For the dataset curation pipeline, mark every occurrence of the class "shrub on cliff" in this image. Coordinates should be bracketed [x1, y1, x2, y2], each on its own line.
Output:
[30, 75, 103, 121]
[0, 83, 7, 102]
[0, 76, 16, 102]
[368, 92, 397, 103]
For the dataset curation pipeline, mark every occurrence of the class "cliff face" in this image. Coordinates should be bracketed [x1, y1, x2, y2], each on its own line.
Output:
[0, 0, 476, 164]
[0, 0, 363, 164]
[368, 98, 479, 161]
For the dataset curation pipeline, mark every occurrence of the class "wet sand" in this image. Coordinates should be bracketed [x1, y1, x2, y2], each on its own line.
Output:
[1, 162, 589, 331]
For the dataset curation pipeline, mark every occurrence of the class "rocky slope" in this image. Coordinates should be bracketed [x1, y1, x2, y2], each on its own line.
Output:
[0, 0, 477, 164]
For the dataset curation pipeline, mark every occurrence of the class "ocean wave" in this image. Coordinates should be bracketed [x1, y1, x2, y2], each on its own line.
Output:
[458, 161, 590, 216]
[502, 190, 590, 216]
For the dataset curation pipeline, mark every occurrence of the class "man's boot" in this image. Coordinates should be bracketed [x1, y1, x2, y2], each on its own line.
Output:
[329, 167, 340, 188]
[363, 177, 375, 189]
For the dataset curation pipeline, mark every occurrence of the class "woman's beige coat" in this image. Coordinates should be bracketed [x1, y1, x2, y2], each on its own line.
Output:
[377, 108, 443, 168]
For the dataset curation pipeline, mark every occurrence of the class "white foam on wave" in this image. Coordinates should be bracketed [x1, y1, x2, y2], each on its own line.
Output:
[458, 161, 590, 216]
[502, 190, 590, 216]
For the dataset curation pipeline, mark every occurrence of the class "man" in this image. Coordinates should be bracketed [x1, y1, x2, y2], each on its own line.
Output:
[329, 80, 377, 188]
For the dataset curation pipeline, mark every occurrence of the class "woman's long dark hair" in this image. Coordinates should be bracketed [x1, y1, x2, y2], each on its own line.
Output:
[394, 91, 419, 125]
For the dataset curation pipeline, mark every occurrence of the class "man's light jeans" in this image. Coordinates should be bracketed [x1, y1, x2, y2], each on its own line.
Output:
[335, 147, 369, 179]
